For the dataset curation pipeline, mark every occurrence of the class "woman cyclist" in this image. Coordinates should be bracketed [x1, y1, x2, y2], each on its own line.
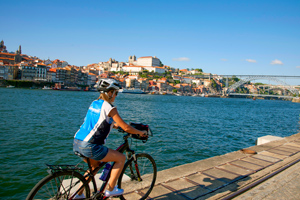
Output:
[73, 78, 147, 199]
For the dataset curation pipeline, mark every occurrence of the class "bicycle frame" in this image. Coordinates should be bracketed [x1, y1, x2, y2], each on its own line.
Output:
[72, 134, 136, 200]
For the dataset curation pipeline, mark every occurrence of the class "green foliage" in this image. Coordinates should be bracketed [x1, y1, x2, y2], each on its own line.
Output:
[254, 82, 265, 86]
[211, 79, 217, 88]
[236, 87, 249, 94]
[160, 61, 164, 67]
[231, 76, 240, 82]
[174, 80, 181, 84]
[172, 89, 177, 93]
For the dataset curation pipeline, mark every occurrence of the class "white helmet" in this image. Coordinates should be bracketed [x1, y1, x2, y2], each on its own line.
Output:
[95, 78, 122, 92]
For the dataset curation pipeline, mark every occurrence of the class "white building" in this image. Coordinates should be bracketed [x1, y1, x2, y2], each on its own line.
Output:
[122, 66, 143, 74]
[137, 56, 161, 67]
[154, 66, 166, 73]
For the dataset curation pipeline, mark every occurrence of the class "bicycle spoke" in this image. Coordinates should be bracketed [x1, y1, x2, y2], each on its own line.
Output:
[118, 153, 157, 200]
[26, 171, 90, 200]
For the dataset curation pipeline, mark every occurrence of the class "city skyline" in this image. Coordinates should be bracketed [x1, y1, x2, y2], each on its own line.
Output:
[1, 0, 299, 81]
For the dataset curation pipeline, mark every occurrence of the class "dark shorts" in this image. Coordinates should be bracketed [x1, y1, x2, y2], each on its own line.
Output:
[73, 139, 109, 161]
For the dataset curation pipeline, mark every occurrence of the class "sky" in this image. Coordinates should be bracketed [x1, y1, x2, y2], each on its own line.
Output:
[1, 0, 300, 84]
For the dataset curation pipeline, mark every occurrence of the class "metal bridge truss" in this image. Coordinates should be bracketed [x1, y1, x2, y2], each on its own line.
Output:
[226, 75, 299, 95]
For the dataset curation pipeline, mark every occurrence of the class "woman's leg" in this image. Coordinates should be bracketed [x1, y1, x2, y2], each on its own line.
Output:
[77, 158, 101, 195]
[101, 149, 126, 191]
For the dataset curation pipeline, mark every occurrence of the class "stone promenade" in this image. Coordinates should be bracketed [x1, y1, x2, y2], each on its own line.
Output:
[122, 132, 300, 200]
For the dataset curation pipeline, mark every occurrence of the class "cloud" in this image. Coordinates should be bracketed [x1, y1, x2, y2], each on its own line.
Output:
[246, 59, 257, 63]
[296, 66, 300, 69]
[172, 57, 190, 61]
[270, 59, 283, 65]
[221, 59, 228, 61]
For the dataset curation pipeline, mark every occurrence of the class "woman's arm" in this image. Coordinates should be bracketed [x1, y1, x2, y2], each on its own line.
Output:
[109, 108, 146, 137]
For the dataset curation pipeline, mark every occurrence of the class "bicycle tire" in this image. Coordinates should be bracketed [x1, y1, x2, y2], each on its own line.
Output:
[118, 153, 157, 200]
[26, 171, 90, 200]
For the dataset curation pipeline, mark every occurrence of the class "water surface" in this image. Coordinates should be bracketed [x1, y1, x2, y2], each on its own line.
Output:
[0, 88, 299, 199]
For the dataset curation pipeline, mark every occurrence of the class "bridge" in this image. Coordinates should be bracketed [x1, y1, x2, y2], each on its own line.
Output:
[228, 93, 294, 99]
[223, 75, 300, 95]
[187, 74, 300, 96]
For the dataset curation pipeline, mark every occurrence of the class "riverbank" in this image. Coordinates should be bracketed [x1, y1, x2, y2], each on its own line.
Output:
[122, 132, 300, 199]
[2, 84, 298, 102]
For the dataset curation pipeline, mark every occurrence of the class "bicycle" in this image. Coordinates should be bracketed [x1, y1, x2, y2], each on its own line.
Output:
[26, 123, 157, 200]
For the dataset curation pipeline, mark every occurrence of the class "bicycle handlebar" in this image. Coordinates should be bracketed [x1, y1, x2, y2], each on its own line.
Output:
[117, 123, 153, 142]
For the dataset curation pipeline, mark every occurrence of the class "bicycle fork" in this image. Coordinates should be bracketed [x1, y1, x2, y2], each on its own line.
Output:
[129, 153, 142, 182]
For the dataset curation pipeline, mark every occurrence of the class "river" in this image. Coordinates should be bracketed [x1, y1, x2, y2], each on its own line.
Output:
[0, 87, 299, 199]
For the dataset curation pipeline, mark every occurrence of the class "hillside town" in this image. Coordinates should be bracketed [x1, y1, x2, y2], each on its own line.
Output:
[0, 40, 226, 95]
[1, 40, 298, 97]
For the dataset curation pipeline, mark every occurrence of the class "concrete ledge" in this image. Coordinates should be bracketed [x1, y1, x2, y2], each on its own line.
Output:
[145, 132, 300, 200]
[256, 135, 284, 145]
[156, 133, 300, 185]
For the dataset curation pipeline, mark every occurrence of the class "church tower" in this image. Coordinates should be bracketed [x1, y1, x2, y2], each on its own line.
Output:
[0, 40, 7, 52]
[128, 55, 136, 64]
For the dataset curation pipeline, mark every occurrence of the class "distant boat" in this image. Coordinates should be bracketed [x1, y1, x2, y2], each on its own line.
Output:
[119, 88, 146, 94]
[42, 86, 51, 90]
[6, 85, 15, 88]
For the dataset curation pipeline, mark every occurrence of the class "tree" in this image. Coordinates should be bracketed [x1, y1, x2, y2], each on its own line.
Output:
[211, 79, 217, 88]
[232, 76, 240, 82]
[160, 61, 164, 67]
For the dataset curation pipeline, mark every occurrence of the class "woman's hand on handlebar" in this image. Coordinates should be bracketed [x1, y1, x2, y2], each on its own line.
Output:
[139, 130, 148, 138]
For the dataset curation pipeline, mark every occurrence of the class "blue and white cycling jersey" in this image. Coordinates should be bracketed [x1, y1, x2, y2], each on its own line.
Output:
[74, 99, 115, 145]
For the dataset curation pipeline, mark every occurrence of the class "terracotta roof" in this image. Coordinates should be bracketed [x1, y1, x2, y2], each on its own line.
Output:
[0, 57, 14, 60]
[0, 52, 16, 56]
[139, 56, 153, 58]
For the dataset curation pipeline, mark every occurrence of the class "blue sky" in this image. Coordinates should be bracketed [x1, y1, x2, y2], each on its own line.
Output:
[1, 0, 300, 81]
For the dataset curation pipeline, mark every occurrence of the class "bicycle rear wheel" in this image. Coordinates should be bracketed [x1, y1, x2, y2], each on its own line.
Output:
[118, 153, 157, 200]
[26, 171, 90, 200]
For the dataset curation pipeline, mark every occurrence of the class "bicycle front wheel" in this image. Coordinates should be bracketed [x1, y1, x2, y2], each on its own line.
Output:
[26, 171, 90, 200]
[118, 153, 157, 200]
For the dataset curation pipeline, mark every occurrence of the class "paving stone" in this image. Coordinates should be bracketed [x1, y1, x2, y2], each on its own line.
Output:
[163, 178, 210, 199]
[217, 163, 253, 176]
[259, 151, 287, 159]
[252, 153, 280, 163]
[286, 142, 300, 148]
[202, 168, 240, 183]
[121, 191, 143, 200]
[284, 144, 300, 151]
[230, 160, 263, 171]
[275, 146, 299, 153]
[186, 173, 225, 190]
[149, 184, 187, 200]
[241, 157, 273, 167]
[267, 148, 294, 156]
